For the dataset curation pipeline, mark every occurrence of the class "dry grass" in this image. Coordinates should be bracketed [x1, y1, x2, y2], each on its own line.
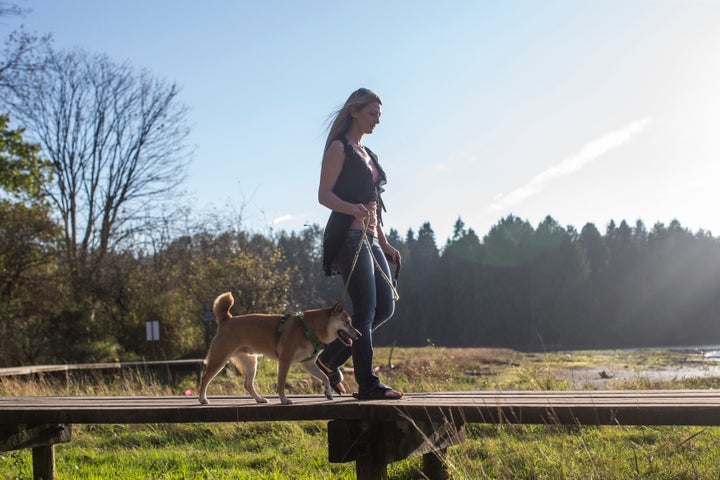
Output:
[0, 369, 179, 397]
[3, 346, 715, 398]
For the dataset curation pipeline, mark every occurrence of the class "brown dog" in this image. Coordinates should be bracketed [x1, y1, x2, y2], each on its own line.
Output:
[198, 292, 360, 405]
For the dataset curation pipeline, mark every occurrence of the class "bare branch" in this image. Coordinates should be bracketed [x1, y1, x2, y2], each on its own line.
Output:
[0, 46, 193, 296]
[0, 2, 27, 17]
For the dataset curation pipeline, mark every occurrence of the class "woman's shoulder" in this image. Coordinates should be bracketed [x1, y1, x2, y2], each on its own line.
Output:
[323, 138, 346, 167]
[328, 136, 353, 154]
[325, 138, 347, 156]
[327, 137, 347, 150]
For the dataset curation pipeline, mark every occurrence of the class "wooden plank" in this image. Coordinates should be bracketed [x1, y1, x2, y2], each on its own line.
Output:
[2, 390, 720, 426]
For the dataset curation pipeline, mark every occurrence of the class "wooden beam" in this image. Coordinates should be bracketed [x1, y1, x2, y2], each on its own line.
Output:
[32, 445, 55, 480]
[355, 455, 387, 480]
[328, 418, 465, 478]
[423, 449, 449, 480]
[0, 424, 72, 451]
[0, 424, 71, 480]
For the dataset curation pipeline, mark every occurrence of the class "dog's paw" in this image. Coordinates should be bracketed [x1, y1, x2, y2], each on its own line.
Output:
[280, 398, 293, 405]
[255, 397, 269, 404]
[324, 387, 334, 401]
[198, 397, 209, 405]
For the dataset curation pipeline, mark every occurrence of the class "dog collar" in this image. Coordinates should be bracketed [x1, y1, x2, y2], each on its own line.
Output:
[277, 312, 326, 361]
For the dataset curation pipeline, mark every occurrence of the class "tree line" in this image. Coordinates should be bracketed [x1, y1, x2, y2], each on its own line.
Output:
[376, 217, 720, 350]
[2, 18, 720, 367]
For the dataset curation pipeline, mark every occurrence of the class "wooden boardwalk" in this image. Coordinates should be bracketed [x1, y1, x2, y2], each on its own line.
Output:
[3, 390, 720, 425]
[3, 390, 720, 479]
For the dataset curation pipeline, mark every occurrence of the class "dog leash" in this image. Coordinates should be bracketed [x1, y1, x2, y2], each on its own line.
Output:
[342, 218, 400, 302]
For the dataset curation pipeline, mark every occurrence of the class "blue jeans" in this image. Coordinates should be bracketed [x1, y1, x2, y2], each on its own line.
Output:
[318, 230, 395, 393]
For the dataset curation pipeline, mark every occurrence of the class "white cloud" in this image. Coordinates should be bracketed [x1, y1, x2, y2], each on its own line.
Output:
[487, 117, 653, 212]
[272, 214, 296, 225]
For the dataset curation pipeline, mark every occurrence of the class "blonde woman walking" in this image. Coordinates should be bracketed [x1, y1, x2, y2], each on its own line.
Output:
[316, 88, 403, 400]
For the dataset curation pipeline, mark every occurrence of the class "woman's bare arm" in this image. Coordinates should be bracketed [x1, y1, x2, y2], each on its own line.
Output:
[318, 140, 371, 221]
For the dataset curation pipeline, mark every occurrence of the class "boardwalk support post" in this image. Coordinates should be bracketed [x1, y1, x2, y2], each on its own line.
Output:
[0, 424, 72, 480]
[328, 419, 465, 480]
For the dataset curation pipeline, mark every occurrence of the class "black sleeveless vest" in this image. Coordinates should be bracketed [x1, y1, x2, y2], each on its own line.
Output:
[322, 137, 387, 276]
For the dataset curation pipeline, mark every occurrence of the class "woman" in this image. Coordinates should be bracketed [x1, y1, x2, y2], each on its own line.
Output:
[315, 88, 403, 400]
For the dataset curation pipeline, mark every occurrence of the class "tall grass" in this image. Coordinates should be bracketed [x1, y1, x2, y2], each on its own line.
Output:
[2, 347, 720, 479]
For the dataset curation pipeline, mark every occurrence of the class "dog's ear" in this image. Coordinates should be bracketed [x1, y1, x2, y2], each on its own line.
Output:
[332, 300, 344, 315]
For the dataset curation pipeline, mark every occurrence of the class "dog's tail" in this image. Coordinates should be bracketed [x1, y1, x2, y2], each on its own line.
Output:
[213, 292, 234, 323]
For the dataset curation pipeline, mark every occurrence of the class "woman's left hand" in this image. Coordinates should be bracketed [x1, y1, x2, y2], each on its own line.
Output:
[383, 245, 401, 266]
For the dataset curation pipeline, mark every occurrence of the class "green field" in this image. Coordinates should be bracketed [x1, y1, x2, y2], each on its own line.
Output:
[3, 347, 720, 479]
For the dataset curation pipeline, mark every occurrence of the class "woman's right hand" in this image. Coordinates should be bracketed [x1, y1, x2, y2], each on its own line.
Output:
[350, 203, 370, 221]
[350, 201, 377, 222]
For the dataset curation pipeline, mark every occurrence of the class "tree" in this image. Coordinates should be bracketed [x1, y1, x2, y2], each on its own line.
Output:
[527, 216, 580, 346]
[578, 223, 608, 280]
[445, 217, 483, 262]
[483, 215, 535, 267]
[481, 216, 537, 345]
[1, 46, 193, 301]
[413, 222, 440, 266]
[276, 225, 340, 309]
[0, 116, 55, 301]
[1, 21, 50, 88]
[126, 229, 295, 359]
[0, 114, 49, 199]
[439, 218, 486, 345]
[0, 112, 62, 366]
[374, 222, 440, 346]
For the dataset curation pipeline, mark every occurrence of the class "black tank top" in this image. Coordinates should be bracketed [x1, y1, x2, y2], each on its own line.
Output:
[321, 137, 388, 276]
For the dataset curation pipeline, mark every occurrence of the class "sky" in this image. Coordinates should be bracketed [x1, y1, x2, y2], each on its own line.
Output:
[3, 0, 720, 245]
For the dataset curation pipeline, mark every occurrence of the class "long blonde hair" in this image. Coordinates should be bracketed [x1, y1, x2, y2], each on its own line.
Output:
[324, 88, 382, 151]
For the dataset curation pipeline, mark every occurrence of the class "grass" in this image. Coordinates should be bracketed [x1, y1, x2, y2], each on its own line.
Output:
[2, 346, 720, 478]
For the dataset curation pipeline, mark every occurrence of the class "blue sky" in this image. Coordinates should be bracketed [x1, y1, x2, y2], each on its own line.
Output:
[4, 1, 720, 244]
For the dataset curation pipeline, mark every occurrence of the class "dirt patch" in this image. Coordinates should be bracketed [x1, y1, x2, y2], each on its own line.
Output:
[554, 350, 720, 388]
